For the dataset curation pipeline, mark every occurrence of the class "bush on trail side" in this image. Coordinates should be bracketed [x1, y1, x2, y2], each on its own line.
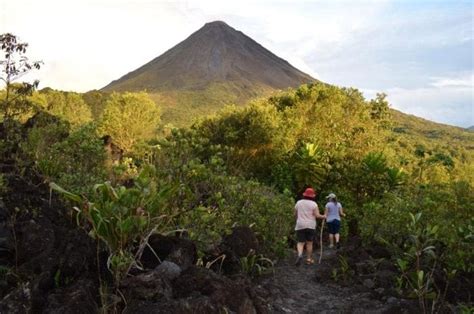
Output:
[50, 166, 177, 285]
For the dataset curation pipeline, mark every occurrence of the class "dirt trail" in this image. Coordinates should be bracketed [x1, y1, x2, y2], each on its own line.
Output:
[259, 247, 410, 314]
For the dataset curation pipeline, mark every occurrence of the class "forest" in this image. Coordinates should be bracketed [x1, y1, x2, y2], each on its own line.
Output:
[0, 33, 473, 313]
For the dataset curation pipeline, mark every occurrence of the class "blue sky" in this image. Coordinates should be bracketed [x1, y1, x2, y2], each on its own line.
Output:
[1, 0, 473, 127]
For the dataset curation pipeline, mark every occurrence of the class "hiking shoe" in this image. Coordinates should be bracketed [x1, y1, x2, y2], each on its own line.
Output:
[329, 244, 334, 249]
[336, 242, 341, 249]
[295, 256, 303, 266]
[305, 258, 315, 265]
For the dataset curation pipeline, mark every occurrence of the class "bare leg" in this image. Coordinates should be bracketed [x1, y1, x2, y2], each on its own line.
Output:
[297, 242, 305, 257]
[329, 234, 334, 247]
[335, 234, 340, 243]
[295, 242, 305, 265]
[306, 241, 313, 259]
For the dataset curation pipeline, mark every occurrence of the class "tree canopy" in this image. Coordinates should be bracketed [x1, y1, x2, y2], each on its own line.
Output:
[98, 92, 161, 151]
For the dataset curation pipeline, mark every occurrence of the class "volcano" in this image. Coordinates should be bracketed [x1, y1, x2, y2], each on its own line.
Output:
[101, 21, 316, 125]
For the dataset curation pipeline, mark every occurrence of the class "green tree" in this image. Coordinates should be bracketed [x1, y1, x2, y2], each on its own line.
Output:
[0, 33, 42, 121]
[33, 89, 93, 127]
[195, 101, 286, 178]
[82, 89, 109, 119]
[98, 92, 161, 151]
[369, 92, 391, 123]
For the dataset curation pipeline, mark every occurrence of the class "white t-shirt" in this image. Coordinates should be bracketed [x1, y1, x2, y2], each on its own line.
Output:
[294, 199, 318, 230]
[325, 202, 342, 222]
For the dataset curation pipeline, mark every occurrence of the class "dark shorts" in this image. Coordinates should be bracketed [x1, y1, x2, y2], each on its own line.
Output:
[296, 228, 316, 242]
[327, 220, 341, 234]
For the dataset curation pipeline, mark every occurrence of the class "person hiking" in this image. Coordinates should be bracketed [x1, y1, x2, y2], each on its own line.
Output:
[294, 187, 326, 266]
[324, 193, 346, 249]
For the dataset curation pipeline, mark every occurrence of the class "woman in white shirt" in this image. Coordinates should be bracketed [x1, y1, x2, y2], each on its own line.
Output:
[294, 187, 326, 266]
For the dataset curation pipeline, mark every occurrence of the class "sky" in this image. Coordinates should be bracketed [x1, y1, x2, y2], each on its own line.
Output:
[1, 0, 473, 127]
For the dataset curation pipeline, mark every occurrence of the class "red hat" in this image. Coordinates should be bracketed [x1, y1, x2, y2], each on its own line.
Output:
[302, 187, 316, 198]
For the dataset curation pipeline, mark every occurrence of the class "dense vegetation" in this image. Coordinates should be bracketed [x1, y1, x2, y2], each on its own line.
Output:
[1, 34, 473, 313]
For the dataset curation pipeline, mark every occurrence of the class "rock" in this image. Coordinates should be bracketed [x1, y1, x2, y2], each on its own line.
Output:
[355, 261, 376, 274]
[155, 261, 181, 280]
[205, 248, 241, 275]
[173, 266, 258, 313]
[374, 270, 397, 288]
[0, 222, 12, 265]
[124, 297, 219, 314]
[204, 226, 260, 276]
[0, 282, 31, 314]
[166, 238, 197, 270]
[140, 234, 197, 270]
[140, 234, 173, 269]
[120, 269, 173, 301]
[44, 279, 99, 314]
[374, 287, 385, 295]
[2, 210, 97, 312]
[363, 279, 375, 289]
[15, 218, 55, 269]
[368, 245, 391, 259]
[222, 226, 259, 258]
[377, 259, 397, 272]
[387, 297, 398, 304]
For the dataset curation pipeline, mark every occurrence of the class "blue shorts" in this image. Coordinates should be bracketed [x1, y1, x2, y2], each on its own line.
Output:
[327, 220, 341, 234]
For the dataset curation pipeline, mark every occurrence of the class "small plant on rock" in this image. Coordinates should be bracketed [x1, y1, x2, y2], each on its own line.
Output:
[239, 249, 274, 278]
[50, 166, 176, 285]
[331, 254, 354, 283]
[396, 212, 444, 314]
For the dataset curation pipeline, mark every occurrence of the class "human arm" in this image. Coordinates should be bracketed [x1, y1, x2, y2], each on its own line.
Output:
[314, 205, 326, 219]
[339, 206, 346, 218]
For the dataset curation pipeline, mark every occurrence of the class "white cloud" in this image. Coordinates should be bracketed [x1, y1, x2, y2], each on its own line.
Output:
[430, 74, 473, 88]
[383, 85, 473, 128]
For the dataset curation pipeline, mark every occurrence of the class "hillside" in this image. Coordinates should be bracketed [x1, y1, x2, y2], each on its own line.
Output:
[102, 21, 316, 126]
[390, 109, 474, 148]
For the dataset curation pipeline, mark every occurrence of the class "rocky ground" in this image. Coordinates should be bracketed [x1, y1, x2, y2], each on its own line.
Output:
[259, 246, 418, 314]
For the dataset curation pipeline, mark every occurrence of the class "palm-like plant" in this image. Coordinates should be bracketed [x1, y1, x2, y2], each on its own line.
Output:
[293, 143, 327, 190]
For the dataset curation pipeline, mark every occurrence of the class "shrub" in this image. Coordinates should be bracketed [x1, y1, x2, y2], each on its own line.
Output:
[24, 120, 106, 195]
[154, 131, 295, 257]
[51, 166, 177, 284]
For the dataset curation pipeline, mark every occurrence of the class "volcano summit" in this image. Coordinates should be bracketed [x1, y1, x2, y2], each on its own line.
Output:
[102, 21, 316, 125]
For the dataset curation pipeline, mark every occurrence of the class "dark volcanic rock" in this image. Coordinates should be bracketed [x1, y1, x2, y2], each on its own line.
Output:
[120, 269, 173, 301]
[367, 244, 392, 259]
[44, 279, 98, 314]
[0, 167, 98, 312]
[222, 226, 259, 258]
[173, 266, 258, 313]
[140, 234, 197, 270]
[0, 282, 31, 314]
[0, 220, 12, 266]
[154, 261, 182, 280]
[124, 297, 219, 314]
[123, 264, 267, 314]
[204, 226, 261, 275]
